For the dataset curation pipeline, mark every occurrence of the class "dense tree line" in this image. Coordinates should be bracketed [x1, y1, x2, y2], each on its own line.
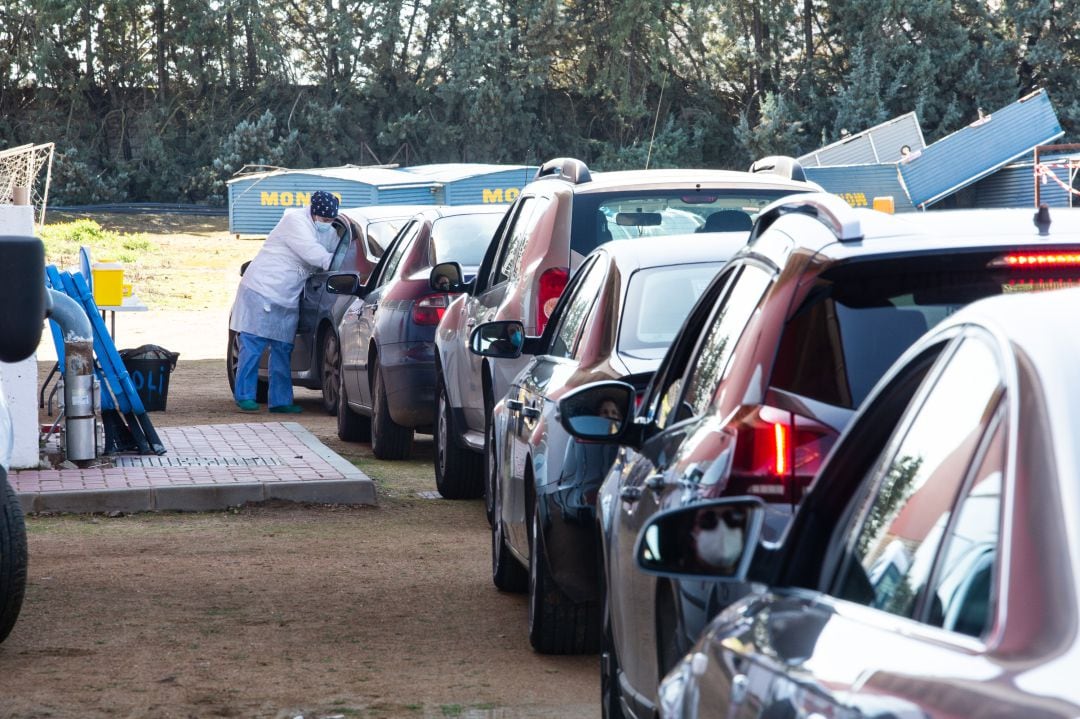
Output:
[1, 0, 1077, 205]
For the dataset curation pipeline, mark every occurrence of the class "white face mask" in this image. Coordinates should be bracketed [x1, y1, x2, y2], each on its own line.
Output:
[315, 221, 334, 235]
[694, 519, 743, 569]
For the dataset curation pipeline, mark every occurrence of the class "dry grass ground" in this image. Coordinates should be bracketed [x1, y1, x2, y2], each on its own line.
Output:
[5, 213, 599, 719]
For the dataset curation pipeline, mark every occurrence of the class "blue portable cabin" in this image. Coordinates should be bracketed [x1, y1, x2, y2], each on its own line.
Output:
[227, 165, 438, 235]
[400, 163, 539, 206]
[800, 112, 925, 168]
[971, 152, 1080, 209]
[801, 89, 1065, 212]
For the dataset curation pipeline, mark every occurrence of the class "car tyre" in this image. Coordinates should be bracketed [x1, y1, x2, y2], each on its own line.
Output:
[491, 482, 527, 593]
[434, 373, 482, 499]
[320, 331, 342, 415]
[601, 601, 625, 719]
[227, 329, 268, 404]
[528, 502, 601, 654]
[371, 362, 413, 460]
[0, 472, 28, 643]
[337, 371, 371, 443]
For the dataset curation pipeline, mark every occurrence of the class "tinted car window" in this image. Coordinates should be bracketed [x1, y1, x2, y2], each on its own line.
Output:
[835, 337, 1003, 621]
[366, 219, 409, 256]
[378, 222, 419, 287]
[429, 213, 502, 267]
[569, 189, 792, 256]
[550, 258, 606, 359]
[618, 263, 722, 356]
[328, 232, 350, 271]
[496, 197, 548, 284]
[678, 265, 772, 420]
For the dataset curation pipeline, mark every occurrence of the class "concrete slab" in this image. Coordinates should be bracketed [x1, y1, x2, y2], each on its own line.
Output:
[10, 422, 377, 513]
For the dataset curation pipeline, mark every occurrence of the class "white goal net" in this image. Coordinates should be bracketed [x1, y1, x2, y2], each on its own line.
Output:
[0, 142, 55, 226]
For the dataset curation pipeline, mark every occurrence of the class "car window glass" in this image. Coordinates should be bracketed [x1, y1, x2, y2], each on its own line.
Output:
[619, 263, 722, 355]
[328, 232, 350, 271]
[365, 218, 409, 257]
[377, 222, 418, 288]
[429, 213, 503, 267]
[678, 265, 772, 420]
[496, 197, 548, 284]
[549, 258, 606, 359]
[927, 407, 1004, 638]
[650, 267, 738, 431]
[834, 337, 1003, 621]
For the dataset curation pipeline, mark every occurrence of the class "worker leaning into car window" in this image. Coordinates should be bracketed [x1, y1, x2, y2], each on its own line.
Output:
[230, 190, 338, 414]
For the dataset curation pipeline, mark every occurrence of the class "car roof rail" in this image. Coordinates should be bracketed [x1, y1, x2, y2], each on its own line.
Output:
[748, 155, 808, 183]
[750, 192, 864, 243]
[534, 157, 592, 184]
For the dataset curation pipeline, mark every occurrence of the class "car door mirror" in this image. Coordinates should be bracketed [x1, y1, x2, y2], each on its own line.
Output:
[430, 261, 467, 293]
[325, 273, 364, 296]
[557, 381, 636, 440]
[635, 497, 765, 581]
[0, 235, 46, 362]
[470, 320, 526, 359]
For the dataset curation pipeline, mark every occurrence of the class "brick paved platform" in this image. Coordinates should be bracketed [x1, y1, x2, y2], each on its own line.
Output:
[11, 422, 377, 514]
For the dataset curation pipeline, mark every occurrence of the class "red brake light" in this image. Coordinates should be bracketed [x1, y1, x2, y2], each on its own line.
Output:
[536, 266, 569, 334]
[993, 252, 1080, 268]
[729, 405, 838, 504]
[412, 293, 450, 325]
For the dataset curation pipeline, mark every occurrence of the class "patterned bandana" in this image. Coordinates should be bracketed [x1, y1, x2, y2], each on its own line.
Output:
[310, 190, 339, 219]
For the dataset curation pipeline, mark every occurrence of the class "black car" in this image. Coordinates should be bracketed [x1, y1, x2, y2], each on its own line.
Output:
[560, 197, 1080, 718]
[641, 285, 1080, 718]
[226, 205, 426, 414]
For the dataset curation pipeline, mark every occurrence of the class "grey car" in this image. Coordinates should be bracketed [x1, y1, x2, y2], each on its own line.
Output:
[432, 157, 819, 503]
[641, 285, 1080, 718]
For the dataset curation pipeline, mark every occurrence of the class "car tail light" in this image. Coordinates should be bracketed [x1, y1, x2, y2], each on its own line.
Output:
[727, 405, 838, 505]
[412, 293, 451, 325]
[990, 251, 1080, 268]
[536, 267, 569, 334]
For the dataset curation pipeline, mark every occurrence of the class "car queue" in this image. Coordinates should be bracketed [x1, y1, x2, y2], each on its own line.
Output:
[286, 157, 1080, 718]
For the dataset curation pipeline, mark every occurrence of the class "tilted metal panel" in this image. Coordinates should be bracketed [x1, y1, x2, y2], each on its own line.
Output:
[440, 167, 538, 205]
[898, 89, 1064, 209]
[800, 113, 924, 167]
[228, 172, 376, 234]
[804, 164, 915, 212]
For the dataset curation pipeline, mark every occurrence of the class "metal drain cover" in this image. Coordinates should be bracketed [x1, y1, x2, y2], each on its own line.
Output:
[112, 456, 284, 468]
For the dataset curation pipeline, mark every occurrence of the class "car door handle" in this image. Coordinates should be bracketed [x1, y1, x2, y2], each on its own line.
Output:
[506, 399, 523, 412]
[644, 474, 667, 492]
[620, 486, 643, 502]
[466, 319, 476, 328]
[522, 405, 540, 419]
[731, 673, 749, 704]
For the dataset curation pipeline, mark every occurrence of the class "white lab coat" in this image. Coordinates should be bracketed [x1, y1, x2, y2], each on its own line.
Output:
[229, 207, 335, 343]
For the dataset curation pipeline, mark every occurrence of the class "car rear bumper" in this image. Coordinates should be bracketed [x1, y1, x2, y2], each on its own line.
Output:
[380, 342, 437, 428]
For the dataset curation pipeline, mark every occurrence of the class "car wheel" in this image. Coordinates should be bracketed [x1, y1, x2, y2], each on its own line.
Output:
[371, 361, 413, 460]
[601, 601, 625, 719]
[0, 472, 28, 643]
[528, 501, 601, 654]
[434, 373, 483, 499]
[337, 369, 371, 443]
[320, 331, 342, 415]
[483, 393, 498, 525]
[491, 481, 527, 592]
[227, 329, 267, 403]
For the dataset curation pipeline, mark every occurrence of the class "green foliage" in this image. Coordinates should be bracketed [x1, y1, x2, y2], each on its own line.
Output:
[39, 219, 155, 266]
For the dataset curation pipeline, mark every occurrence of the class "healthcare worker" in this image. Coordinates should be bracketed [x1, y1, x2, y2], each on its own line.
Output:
[230, 190, 339, 413]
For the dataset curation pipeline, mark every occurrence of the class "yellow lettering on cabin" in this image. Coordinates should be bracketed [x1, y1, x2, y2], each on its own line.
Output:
[261, 190, 344, 207]
[295, 191, 311, 206]
[483, 188, 505, 203]
[280, 191, 294, 206]
[505, 188, 520, 202]
[261, 191, 279, 206]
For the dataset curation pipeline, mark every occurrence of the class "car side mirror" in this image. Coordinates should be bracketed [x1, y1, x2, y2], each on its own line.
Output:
[635, 497, 765, 581]
[430, 261, 466, 293]
[470, 320, 527, 359]
[325, 273, 364, 296]
[0, 235, 46, 362]
[557, 381, 636, 441]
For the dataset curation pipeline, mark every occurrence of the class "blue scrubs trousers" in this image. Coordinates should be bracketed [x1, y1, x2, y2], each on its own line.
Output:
[235, 331, 294, 407]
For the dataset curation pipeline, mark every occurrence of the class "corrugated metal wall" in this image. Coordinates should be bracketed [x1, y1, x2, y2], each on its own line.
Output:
[440, 167, 537, 205]
[800, 113, 923, 167]
[375, 185, 438, 205]
[229, 173, 377, 234]
[804, 164, 916, 212]
[973, 160, 1074, 208]
[899, 89, 1063, 209]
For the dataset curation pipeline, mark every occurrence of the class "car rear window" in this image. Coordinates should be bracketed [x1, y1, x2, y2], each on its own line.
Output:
[771, 258, 1080, 408]
[430, 213, 503, 267]
[569, 189, 794, 256]
[366, 219, 409, 256]
[618, 263, 723, 355]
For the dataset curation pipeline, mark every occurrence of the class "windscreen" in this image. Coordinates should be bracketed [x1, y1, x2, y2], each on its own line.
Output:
[771, 255, 1080, 408]
[430, 213, 503, 266]
[619, 262, 723, 355]
[570, 188, 794, 256]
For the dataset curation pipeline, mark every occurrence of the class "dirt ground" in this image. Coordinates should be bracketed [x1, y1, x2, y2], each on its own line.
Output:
[2, 214, 600, 719]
